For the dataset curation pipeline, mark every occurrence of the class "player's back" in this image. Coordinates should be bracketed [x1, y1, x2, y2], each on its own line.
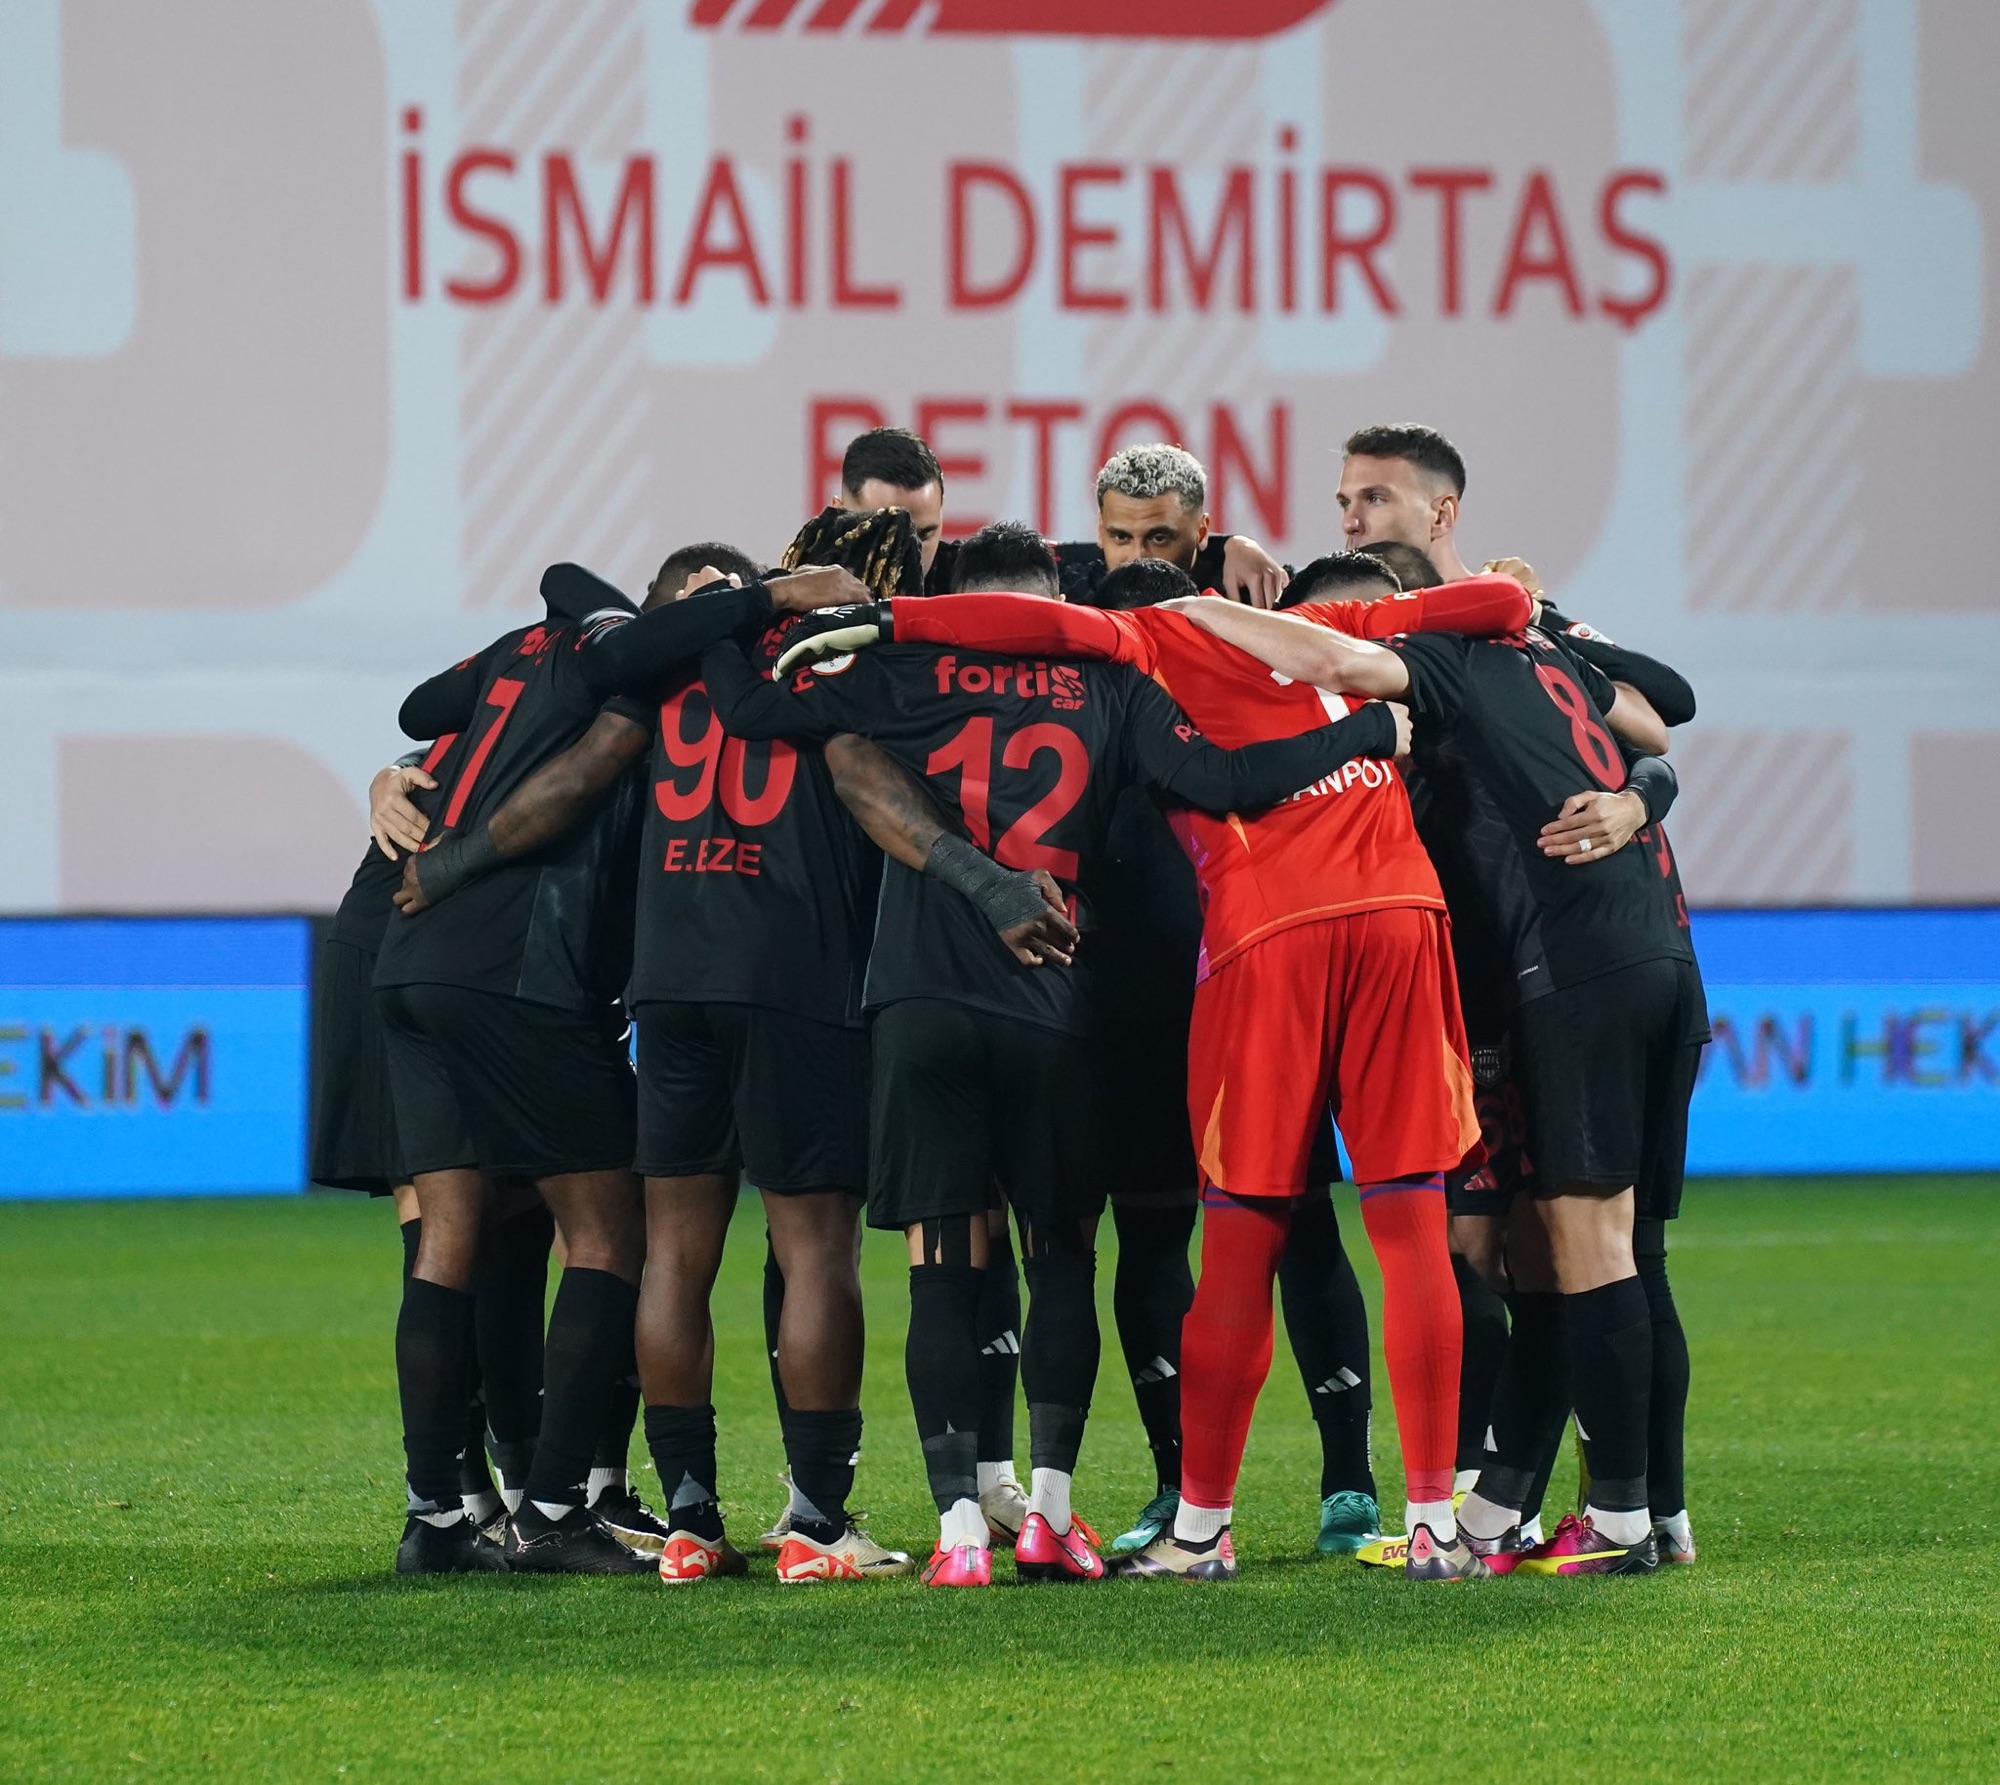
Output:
[1394, 628, 1694, 998]
[789, 642, 1142, 1037]
[630, 615, 879, 1026]
[1121, 606, 1442, 977]
[375, 615, 646, 1009]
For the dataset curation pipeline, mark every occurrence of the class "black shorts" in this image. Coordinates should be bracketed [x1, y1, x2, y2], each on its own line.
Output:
[1091, 1002, 1198, 1209]
[868, 998, 1101, 1234]
[1515, 956, 1707, 1221]
[376, 982, 635, 1181]
[633, 1001, 868, 1194]
[309, 936, 406, 1195]
[1446, 1033, 1534, 1220]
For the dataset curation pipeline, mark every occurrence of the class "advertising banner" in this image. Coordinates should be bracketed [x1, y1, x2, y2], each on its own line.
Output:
[0, 1, 1995, 914]
[0, 918, 311, 1198]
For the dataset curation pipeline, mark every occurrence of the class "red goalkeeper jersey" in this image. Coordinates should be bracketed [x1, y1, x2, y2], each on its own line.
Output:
[888, 576, 1529, 976]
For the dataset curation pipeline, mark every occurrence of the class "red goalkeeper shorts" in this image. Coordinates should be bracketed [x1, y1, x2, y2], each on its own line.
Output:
[1187, 906, 1480, 1196]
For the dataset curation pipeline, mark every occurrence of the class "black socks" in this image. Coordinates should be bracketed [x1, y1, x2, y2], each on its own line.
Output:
[1565, 1275, 1653, 1515]
[1636, 1220, 1689, 1518]
[781, 1405, 863, 1542]
[763, 1235, 790, 1417]
[1278, 1192, 1376, 1501]
[906, 1264, 983, 1512]
[397, 1276, 477, 1512]
[1479, 1290, 1570, 1513]
[1111, 1200, 1195, 1492]
[1451, 1252, 1509, 1475]
[1021, 1249, 1099, 1476]
[523, 1267, 640, 1510]
[643, 1402, 723, 1541]
[475, 1205, 551, 1490]
[974, 1230, 1022, 1469]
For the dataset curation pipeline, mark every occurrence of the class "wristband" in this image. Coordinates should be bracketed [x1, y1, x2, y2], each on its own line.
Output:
[413, 826, 503, 905]
[1623, 755, 1678, 826]
[923, 833, 1053, 934]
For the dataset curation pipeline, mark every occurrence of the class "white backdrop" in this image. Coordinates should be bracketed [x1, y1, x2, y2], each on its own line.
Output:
[0, 0, 1993, 910]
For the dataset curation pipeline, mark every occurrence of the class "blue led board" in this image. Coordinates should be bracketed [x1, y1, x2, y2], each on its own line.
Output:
[0, 918, 311, 1198]
[1686, 909, 2000, 1174]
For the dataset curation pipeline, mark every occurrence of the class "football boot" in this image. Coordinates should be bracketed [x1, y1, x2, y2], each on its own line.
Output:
[1014, 1513, 1106, 1583]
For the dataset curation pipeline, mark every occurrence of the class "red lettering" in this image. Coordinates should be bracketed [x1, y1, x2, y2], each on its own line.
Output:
[1095, 401, 1188, 469]
[544, 153, 655, 304]
[1318, 169, 1398, 314]
[664, 836, 689, 871]
[1147, 166, 1255, 312]
[1407, 167, 1492, 316]
[674, 157, 770, 305]
[916, 399, 989, 534]
[1597, 170, 1670, 331]
[400, 108, 424, 300]
[1493, 170, 1583, 317]
[737, 842, 762, 876]
[996, 723, 1088, 878]
[809, 397, 887, 511]
[1208, 403, 1287, 541]
[1006, 401, 1082, 537]
[718, 738, 798, 826]
[927, 714, 995, 847]
[949, 162, 1037, 308]
[1535, 664, 1624, 787]
[784, 115, 809, 308]
[444, 150, 521, 304]
[655, 688, 724, 822]
[1059, 164, 1127, 312]
[443, 677, 525, 828]
[830, 159, 900, 309]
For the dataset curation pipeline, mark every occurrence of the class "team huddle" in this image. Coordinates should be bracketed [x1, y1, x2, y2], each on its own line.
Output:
[312, 420, 1706, 1587]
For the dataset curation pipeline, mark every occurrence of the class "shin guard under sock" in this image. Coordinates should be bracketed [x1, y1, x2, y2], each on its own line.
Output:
[1111, 1200, 1196, 1492]
[1356, 1178, 1459, 1508]
[1566, 1275, 1654, 1521]
[1179, 1193, 1289, 1510]
[1637, 1220, 1689, 1518]
[400, 1217, 421, 1281]
[524, 1268, 640, 1512]
[906, 1264, 983, 1512]
[397, 1276, 477, 1511]
[1021, 1249, 1099, 1476]
[1278, 1192, 1376, 1500]
[643, 1402, 723, 1541]
[592, 1313, 641, 1492]
[974, 1230, 1022, 1468]
[1452, 1252, 1509, 1475]
[781, 1404, 863, 1539]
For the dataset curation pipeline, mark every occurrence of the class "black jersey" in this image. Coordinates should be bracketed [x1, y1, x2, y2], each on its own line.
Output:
[1538, 604, 1696, 726]
[1055, 535, 1244, 605]
[328, 736, 457, 953]
[628, 614, 880, 1025]
[1391, 627, 1695, 1000]
[701, 638, 1395, 1037]
[374, 610, 650, 1010]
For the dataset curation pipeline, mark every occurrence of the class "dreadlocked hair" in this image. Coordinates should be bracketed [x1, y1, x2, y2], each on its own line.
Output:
[782, 505, 925, 597]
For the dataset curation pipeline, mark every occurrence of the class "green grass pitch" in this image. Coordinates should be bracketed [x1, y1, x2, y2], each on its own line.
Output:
[3, 1178, 1996, 1782]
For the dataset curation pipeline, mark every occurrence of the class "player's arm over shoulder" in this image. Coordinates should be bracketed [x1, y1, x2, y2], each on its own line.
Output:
[1161, 596, 1411, 696]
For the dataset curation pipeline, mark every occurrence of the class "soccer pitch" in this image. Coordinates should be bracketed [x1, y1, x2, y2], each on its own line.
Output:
[3, 1180, 1995, 1783]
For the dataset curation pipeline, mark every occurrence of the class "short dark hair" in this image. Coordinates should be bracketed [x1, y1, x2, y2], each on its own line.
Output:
[950, 520, 1059, 599]
[648, 540, 762, 609]
[1095, 557, 1199, 612]
[841, 427, 941, 498]
[1279, 553, 1402, 610]
[782, 504, 925, 597]
[1355, 541, 1444, 591]
[1342, 423, 1466, 496]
